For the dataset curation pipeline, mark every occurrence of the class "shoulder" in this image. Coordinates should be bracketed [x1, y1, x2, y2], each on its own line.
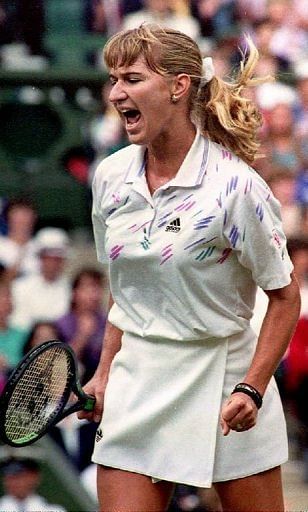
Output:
[207, 140, 270, 192]
[8, 325, 28, 338]
[208, 141, 250, 174]
[0, 236, 17, 256]
[12, 274, 37, 291]
[92, 144, 138, 186]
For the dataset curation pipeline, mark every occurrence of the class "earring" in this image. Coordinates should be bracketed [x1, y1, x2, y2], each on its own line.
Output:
[171, 94, 178, 103]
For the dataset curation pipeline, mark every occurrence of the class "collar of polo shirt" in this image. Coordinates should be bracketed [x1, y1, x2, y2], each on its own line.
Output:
[124, 130, 209, 190]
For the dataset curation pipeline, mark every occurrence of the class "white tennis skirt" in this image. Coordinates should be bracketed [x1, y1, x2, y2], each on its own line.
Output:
[92, 327, 288, 487]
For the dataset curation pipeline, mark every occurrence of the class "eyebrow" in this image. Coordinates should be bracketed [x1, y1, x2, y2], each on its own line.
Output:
[109, 71, 146, 80]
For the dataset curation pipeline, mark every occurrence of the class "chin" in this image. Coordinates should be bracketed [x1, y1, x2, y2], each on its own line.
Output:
[126, 132, 147, 145]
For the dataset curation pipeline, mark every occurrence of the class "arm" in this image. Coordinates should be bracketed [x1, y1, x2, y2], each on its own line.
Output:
[221, 272, 301, 435]
[78, 295, 123, 423]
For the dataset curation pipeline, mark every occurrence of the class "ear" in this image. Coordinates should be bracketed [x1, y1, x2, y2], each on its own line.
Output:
[171, 74, 191, 101]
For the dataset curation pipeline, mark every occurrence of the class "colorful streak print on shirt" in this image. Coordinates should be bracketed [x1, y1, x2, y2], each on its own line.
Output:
[244, 177, 253, 194]
[157, 211, 175, 228]
[184, 236, 218, 251]
[222, 149, 232, 160]
[157, 194, 196, 228]
[174, 194, 196, 212]
[194, 216, 215, 230]
[160, 244, 173, 265]
[217, 248, 233, 264]
[140, 228, 151, 250]
[129, 220, 151, 233]
[216, 175, 239, 208]
[195, 246, 216, 261]
[256, 202, 264, 222]
[226, 176, 239, 196]
[110, 245, 124, 260]
[229, 225, 240, 248]
[108, 194, 129, 216]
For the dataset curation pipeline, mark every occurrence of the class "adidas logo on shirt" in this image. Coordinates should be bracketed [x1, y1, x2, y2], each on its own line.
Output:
[165, 218, 181, 232]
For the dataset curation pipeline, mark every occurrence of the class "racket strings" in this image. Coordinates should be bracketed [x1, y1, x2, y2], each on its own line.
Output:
[4, 346, 72, 443]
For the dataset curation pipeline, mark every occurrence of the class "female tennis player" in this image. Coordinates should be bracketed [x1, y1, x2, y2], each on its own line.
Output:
[78, 25, 301, 511]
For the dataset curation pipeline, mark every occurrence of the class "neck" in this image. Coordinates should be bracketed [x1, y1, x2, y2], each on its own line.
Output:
[146, 123, 196, 179]
[9, 232, 29, 245]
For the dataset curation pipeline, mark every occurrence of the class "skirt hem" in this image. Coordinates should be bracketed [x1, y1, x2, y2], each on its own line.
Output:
[212, 457, 289, 484]
[91, 457, 289, 489]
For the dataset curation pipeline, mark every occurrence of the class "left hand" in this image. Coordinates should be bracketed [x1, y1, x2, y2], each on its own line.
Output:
[220, 392, 258, 436]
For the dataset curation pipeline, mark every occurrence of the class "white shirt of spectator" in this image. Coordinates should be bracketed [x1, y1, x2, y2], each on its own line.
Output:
[0, 494, 66, 512]
[11, 273, 70, 330]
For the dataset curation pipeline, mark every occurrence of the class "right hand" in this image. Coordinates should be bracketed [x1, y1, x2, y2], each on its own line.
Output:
[77, 373, 107, 423]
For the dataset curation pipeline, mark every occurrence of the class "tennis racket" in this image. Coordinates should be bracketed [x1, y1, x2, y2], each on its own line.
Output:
[0, 339, 95, 447]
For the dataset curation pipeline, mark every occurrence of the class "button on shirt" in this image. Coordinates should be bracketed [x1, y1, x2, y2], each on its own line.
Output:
[92, 131, 293, 341]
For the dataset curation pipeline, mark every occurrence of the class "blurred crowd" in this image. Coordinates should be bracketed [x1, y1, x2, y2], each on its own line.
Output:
[0, 0, 308, 511]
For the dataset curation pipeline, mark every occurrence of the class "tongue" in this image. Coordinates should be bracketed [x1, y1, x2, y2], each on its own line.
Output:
[127, 111, 141, 124]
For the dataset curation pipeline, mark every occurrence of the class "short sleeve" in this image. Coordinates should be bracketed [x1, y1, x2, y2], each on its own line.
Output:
[223, 171, 293, 290]
[91, 169, 108, 265]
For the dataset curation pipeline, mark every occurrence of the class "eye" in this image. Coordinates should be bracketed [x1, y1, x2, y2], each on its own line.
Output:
[127, 78, 141, 83]
[109, 77, 117, 86]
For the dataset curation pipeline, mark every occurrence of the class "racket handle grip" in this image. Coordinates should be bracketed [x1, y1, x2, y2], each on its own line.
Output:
[83, 395, 96, 412]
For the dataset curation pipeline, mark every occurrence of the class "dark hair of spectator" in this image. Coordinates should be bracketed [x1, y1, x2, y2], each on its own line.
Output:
[4, 197, 36, 219]
[22, 321, 60, 356]
[70, 267, 105, 309]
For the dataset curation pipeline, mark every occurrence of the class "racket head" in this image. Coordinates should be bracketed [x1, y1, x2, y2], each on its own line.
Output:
[0, 340, 77, 447]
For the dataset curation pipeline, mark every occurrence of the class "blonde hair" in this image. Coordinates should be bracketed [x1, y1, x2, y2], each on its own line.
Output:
[103, 24, 269, 164]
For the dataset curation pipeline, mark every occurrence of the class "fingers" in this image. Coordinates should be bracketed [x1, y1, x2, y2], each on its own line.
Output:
[77, 378, 105, 423]
[220, 417, 230, 436]
[220, 392, 258, 436]
[77, 399, 103, 423]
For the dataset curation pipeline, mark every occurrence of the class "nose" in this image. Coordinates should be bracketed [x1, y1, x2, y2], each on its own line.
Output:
[109, 81, 128, 104]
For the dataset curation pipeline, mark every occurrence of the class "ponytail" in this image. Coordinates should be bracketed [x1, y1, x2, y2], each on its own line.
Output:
[195, 37, 271, 165]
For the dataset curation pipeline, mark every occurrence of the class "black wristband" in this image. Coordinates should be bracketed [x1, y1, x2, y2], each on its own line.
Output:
[231, 382, 263, 409]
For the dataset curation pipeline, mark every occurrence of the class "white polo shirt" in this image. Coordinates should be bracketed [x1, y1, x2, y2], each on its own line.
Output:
[92, 131, 293, 341]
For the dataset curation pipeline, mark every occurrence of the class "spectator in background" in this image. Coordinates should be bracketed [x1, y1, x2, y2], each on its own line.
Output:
[251, 17, 290, 73]
[284, 309, 308, 483]
[15, 0, 47, 58]
[0, 458, 66, 512]
[0, 279, 28, 392]
[56, 267, 107, 385]
[88, 82, 125, 175]
[0, 0, 16, 46]
[122, 0, 200, 40]
[266, 0, 308, 66]
[259, 102, 304, 177]
[122, 0, 143, 15]
[22, 320, 61, 355]
[11, 227, 71, 330]
[84, 0, 122, 36]
[50, 268, 107, 472]
[191, 0, 237, 42]
[0, 198, 38, 281]
[293, 59, 308, 158]
[235, 0, 267, 25]
[287, 237, 308, 317]
[267, 170, 302, 238]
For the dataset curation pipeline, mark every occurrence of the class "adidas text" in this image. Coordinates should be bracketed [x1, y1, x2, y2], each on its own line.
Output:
[165, 218, 181, 232]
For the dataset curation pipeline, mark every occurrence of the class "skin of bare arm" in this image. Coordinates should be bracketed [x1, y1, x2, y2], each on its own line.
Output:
[220, 271, 301, 435]
[77, 295, 123, 423]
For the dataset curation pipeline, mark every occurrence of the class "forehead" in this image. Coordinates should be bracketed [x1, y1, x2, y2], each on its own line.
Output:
[109, 56, 155, 76]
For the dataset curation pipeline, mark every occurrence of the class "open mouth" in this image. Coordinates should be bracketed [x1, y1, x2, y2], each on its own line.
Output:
[122, 109, 141, 127]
